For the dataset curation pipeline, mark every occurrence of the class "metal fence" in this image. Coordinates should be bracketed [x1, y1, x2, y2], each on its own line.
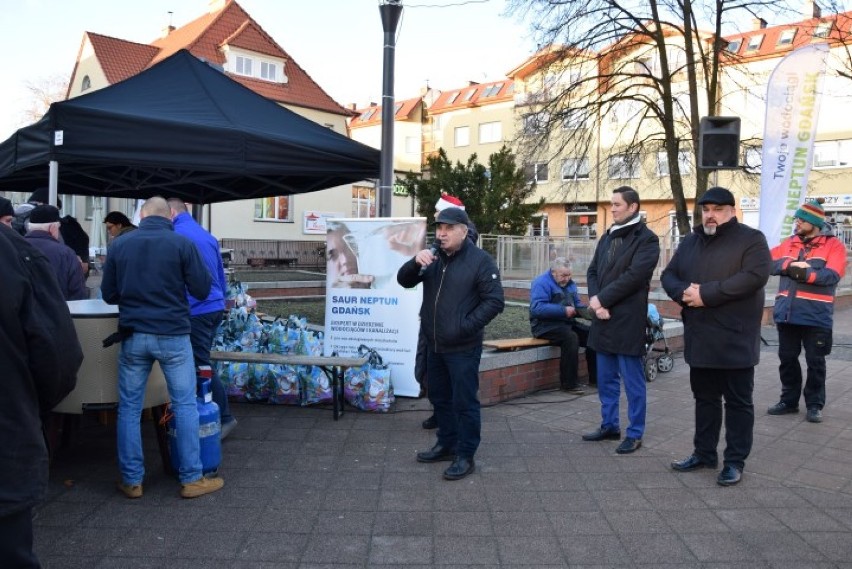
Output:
[219, 239, 325, 268]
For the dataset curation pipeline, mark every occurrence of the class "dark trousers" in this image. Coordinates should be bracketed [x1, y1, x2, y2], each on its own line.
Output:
[573, 324, 597, 385]
[0, 507, 40, 568]
[777, 323, 831, 410]
[427, 344, 483, 458]
[690, 367, 754, 470]
[535, 326, 579, 389]
[190, 310, 233, 424]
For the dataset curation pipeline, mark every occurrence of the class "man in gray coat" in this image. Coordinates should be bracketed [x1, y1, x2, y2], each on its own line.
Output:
[661, 187, 771, 486]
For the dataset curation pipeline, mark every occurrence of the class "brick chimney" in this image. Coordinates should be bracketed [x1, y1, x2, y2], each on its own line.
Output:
[161, 25, 176, 38]
[752, 17, 768, 30]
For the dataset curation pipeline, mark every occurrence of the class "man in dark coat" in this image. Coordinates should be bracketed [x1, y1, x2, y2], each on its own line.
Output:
[661, 186, 771, 486]
[24, 205, 88, 301]
[0, 222, 83, 567]
[582, 186, 660, 455]
[398, 207, 504, 481]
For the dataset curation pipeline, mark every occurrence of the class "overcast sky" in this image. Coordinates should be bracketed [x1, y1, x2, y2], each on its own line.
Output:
[1, 0, 535, 140]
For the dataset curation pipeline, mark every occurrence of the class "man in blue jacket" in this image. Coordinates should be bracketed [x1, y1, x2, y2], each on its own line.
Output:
[529, 257, 589, 394]
[168, 198, 236, 438]
[101, 196, 223, 499]
[398, 207, 504, 481]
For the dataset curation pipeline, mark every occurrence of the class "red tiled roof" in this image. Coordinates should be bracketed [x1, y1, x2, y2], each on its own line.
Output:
[349, 97, 423, 129]
[85, 33, 159, 84]
[80, 0, 349, 116]
[428, 79, 514, 115]
[721, 11, 852, 63]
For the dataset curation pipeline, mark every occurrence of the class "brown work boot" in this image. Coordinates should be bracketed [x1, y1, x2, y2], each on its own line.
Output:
[116, 482, 143, 499]
[180, 476, 224, 499]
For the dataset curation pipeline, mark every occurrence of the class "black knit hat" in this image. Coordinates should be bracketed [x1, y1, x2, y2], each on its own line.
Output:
[28, 205, 61, 224]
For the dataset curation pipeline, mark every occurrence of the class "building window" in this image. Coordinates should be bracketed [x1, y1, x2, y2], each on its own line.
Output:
[814, 22, 832, 38]
[777, 29, 796, 46]
[360, 108, 377, 122]
[404, 136, 419, 154]
[236, 55, 253, 76]
[454, 126, 470, 147]
[352, 186, 376, 218]
[746, 34, 764, 51]
[744, 146, 762, 174]
[524, 163, 549, 183]
[254, 196, 291, 221]
[523, 111, 549, 135]
[608, 153, 640, 179]
[81, 75, 91, 91]
[482, 83, 503, 97]
[260, 61, 276, 80]
[447, 92, 459, 104]
[561, 108, 585, 130]
[478, 121, 502, 144]
[726, 39, 742, 54]
[657, 151, 692, 176]
[561, 157, 590, 180]
[813, 140, 852, 168]
[463, 89, 476, 101]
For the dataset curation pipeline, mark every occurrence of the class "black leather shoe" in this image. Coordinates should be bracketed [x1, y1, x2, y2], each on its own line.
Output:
[806, 408, 823, 423]
[767, 401, 799, 415]
[671, 454, 718, 472]
[582, 427, 621, 441]
[717, 465, 742, 486]
[416, 445, 455, 463]
[421, 415, 438, 430]
[443, 457, 475, 480]
[615, 437, 642, 454]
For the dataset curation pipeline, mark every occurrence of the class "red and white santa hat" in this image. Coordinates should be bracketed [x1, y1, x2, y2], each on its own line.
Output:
[435, 194, 465, 212]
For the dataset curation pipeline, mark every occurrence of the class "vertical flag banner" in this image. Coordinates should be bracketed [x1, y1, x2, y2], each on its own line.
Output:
[324, 217, 426, 397]
[759, 43, 829, 247]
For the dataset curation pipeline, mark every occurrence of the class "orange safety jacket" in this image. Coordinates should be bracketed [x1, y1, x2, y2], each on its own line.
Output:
[770, 233, 847, 328]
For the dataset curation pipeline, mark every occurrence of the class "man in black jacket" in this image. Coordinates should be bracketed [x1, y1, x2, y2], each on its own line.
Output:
[0, 223, 83, 567]
[583, 187, 660, 455]
[662, 187, 771, 486]
[398, 207, 504, 481]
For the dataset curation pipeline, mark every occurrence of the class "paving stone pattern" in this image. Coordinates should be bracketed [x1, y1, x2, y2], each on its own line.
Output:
[35, 310, 852, 568]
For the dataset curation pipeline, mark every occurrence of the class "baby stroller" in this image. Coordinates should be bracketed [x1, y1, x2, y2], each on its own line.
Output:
[644, 304, 674, 382]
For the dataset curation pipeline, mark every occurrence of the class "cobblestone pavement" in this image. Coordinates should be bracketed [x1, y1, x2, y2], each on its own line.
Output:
[34, 309, 852, 568]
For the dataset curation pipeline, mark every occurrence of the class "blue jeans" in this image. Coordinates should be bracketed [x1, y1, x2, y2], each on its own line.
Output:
[427, 345, 483, 458]
[190, 310, 233, 424]
[118, 333, 202, 484]
[596, 351, 646, 439]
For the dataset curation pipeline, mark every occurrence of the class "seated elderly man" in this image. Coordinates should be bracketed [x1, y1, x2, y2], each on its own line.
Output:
[25, 205, 88, 301]
[529, 257, 591, 394]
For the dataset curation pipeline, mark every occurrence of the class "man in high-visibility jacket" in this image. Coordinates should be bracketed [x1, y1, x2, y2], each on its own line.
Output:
[767, 199, 847, 423]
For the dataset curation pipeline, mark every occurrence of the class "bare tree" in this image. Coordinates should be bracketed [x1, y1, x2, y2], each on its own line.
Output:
[20, 74, 69, 126]
[507, 0, 793, 234]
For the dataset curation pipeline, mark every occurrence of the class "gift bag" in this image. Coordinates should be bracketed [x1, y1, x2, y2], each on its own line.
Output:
[268, 364, 302, 405]
[300, 365, 332, 406]
[344, 345, 394, 412]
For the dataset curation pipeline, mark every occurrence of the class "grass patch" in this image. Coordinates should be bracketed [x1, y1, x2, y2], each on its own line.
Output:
[254, 298, 531, 340]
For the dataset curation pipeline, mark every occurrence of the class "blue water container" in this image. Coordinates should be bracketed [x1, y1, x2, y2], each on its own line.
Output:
[167, 368, 222, 476]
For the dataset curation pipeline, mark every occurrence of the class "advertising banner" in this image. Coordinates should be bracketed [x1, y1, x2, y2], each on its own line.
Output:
[323, 217, 426, 397]
[758, 43, 828, 247]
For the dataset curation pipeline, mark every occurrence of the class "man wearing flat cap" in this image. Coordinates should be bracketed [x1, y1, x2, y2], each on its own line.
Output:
[397, 207, 504, 481]
[24, 205, 88, 301]
[767, 198, 847, 423]
[662, 187, 771, 486]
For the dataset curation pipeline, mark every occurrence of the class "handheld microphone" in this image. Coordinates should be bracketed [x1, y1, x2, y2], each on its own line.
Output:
[419, 239, 441, 276]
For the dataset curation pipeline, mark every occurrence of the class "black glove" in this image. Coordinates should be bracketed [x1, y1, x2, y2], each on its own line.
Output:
[103, 326, 134, 348]
[787, 264, 807, 282]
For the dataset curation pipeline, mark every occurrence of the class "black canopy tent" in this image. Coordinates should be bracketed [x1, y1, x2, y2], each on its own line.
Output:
[0, 49, 380, 204]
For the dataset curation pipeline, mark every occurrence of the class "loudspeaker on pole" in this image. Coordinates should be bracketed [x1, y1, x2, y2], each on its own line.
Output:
[698, 116, 741, 170]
